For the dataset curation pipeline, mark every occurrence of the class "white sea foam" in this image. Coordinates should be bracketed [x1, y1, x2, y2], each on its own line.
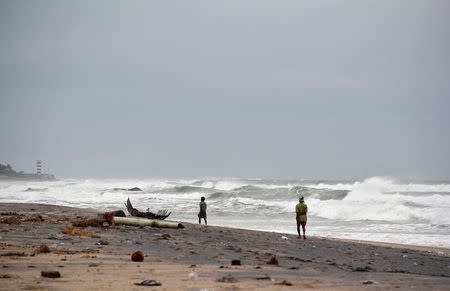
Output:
[0, 177, 449, 247]
[305, 176, 450, 193]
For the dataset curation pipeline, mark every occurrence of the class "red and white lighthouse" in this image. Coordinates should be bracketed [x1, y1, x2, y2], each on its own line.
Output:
[36, 160, 42, 176]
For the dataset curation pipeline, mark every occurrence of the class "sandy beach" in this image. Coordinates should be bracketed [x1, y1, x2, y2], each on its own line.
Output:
[1, 203, 449, 290]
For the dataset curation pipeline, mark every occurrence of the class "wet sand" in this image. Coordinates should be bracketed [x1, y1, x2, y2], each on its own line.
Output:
[1, 203, 449, 290]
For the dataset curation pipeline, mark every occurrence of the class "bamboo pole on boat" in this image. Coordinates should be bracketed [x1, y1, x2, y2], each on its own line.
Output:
[113, 216, 184, 229]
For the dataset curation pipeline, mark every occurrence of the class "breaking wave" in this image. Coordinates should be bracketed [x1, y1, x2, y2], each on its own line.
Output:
[0, 176, 449, 247]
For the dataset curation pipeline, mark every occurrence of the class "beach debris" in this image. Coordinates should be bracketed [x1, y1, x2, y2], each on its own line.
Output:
[0, 252, 26, 257]
[189, 264, 197, 268]
[96, 240, 109, 245]
[23, 214, 44, 222]
[281, 236, 289, 240]
[62, 226, 95, 237]
[231, 259, 241, 266]
[100, 212, 115, 226]
[0, 212, 46, 224]
[276, 280, 293, 286]
[155, 233, 172, 240]
[88, 263, 99, 267]
[266, 256, 279, 265]
[0, 211, 18, 216]
[126, 198, 171, 220]
[217, 275, 238, 283]
[41, 271, 61, 278]
[0, 274, 21, 279]
[362, 280, 375, 285]
[352, 266, 374, 272]
[0, 274, 13, 278]
[0, 216, 21, 224]
[37, 244, 51, 254]
[72, 218, 99, 227]
[134, 279, 162, 286]
[188, 271, 198, 280]
[112, 210, 126, 217]
[256, 275, 271, 280]
[48, 234, 71, 240]
[131, 251, 144, 262]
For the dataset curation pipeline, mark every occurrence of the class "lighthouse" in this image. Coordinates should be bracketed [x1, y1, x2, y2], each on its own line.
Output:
[36, 160, 42, 176]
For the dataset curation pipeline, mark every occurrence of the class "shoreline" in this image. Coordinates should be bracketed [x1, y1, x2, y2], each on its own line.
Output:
[1, 202, 449, 290]
[212, 224, 450, 253]
[187, 223, 450, 255]
[2, 202, 449, 254]
[3, 201, 448, 251]
[324, 236, 450, 256]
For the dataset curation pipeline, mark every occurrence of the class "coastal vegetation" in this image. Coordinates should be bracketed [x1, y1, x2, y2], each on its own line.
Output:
[0, 163, 55, 180]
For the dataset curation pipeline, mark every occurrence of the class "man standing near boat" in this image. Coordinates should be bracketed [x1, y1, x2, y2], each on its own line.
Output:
[296, 196, 308, 239]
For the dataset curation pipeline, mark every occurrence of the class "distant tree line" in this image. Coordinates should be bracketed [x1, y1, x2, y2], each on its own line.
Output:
[0, 163, 17, 174]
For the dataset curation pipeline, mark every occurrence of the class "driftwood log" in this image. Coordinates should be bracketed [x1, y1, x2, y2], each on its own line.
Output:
[114, 216, 183, 229]
[125, 198, 171, 220]
[96, 212, 183, 229]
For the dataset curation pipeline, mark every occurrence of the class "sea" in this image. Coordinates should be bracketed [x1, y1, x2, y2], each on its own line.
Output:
[1, 176, 449, 248]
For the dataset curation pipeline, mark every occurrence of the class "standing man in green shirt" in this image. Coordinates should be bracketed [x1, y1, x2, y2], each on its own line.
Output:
[198, 196, 207, 225]
[295, 196, 308, 239]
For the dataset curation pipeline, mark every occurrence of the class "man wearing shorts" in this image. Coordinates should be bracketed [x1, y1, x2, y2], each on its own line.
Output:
[296, 196, 308, 239]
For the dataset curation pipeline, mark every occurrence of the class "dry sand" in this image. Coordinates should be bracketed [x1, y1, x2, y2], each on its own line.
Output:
[0, 203, 449, 290]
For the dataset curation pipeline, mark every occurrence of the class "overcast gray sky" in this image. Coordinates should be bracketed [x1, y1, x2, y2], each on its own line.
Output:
[0, 1, 449, 180]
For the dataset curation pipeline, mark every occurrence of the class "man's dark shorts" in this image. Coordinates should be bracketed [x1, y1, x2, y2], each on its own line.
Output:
[198, 210, 207, 219]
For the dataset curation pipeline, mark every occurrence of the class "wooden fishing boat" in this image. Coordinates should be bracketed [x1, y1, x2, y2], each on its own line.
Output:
[125, 198, 171, 220]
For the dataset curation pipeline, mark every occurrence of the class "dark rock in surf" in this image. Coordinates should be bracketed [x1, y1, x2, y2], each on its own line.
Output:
[128, 187, 142, 191]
